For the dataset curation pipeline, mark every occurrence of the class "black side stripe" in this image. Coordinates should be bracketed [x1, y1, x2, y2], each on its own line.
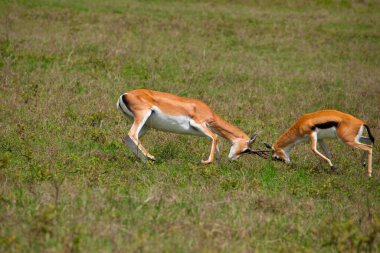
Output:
[311, 121, 339, 130]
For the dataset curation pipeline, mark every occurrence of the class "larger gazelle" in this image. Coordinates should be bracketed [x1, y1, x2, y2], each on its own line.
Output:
[265, 110, 375, 177]
[117, 89, 268, 163]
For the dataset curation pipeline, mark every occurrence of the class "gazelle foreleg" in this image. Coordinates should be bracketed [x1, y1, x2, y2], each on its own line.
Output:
[127, 110, 156, 161]
[309, 132, 335, 170]
[190, 121, 219, 164]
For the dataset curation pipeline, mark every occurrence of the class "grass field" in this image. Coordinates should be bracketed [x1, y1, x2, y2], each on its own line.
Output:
[1, 0, 380, 252]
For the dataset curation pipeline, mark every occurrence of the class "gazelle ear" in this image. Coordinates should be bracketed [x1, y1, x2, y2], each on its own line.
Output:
[264, 143, 272, 149]
[248, 134, 257, 146]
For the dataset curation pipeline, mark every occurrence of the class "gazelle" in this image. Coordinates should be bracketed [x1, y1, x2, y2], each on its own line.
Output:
[265, 110, 375, 177]
[117, 89, 268, 163]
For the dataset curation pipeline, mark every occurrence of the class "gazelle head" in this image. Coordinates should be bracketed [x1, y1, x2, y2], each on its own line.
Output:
[264, 143, 290, 163]
[228, 134, 258, 160]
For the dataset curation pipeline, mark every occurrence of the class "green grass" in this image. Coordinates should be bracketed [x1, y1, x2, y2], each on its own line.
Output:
[1, 0, 380, 252]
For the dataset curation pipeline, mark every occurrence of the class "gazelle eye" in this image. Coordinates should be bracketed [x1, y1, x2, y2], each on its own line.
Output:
[241, 149, 250, 154]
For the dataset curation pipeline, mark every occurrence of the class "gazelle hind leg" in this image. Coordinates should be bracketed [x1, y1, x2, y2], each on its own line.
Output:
[309, 132, 335, 170]
[360, 151, 367, 167]
[358, 137, 372, 166]
[190, 121, 218, 164]
[338, 124, 373, 177]
[319, 139, 332, 159]
[215, 141, 221, 163]
[138, 125, 149, 138]
[123, 125, 150, 162]
[127, 110, 156, 161]
[346, 141, 373, 177]
[124, 136, 149, 162]
[368, 149, 373, 178]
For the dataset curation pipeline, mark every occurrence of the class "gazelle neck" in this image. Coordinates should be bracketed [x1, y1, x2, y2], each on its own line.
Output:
[273, 126, 299, 152]
[209, 114, 250, 144]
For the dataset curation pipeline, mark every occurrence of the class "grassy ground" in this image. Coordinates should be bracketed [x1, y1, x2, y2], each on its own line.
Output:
[1, 0, 380, 252]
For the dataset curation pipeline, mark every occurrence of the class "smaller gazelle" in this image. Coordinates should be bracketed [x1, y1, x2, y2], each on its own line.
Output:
[117, 89, 268, 163]
[265, 110, 375, 177]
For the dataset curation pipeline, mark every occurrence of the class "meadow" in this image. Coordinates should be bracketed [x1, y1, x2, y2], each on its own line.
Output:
[1, 0, 380, 252]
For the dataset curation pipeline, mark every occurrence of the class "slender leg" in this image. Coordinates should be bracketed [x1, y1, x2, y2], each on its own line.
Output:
[360, 152, 367, 167]
[127, 110, 156, 161]
[190, 121, 218, 164]
[124, 136, 148, 162]
[337, 124, 373, 177]
[358, 137, 372, 166]
[215, 141, 221, 163]
[123, 113, 149, 138]
[319, 140, 332, 159]
[138, 125, 149, 138]
[368, 149, 373, 178]
[345, 141, 373, 177]
[309, 132, 335, 170]
[121, 110, 150, 162]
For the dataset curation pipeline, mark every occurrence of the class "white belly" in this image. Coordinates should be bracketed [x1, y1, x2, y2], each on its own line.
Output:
[294, 127, 337, 145]
[316, 127, 337, 139]
[146, 107, 206, 137]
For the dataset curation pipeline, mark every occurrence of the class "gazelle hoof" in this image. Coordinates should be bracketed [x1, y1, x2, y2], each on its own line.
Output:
[328, 166, 338, 174]
[201, 159, 212, 164]
[148, 155, 156, 161]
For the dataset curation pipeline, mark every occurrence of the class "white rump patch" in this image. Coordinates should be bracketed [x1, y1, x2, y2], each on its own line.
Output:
[355, 125, 364, 144]
[117, 94, 134, 118]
